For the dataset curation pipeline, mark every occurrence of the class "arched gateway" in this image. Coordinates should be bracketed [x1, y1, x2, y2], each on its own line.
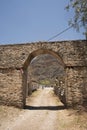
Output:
[0, 40, 87, 108]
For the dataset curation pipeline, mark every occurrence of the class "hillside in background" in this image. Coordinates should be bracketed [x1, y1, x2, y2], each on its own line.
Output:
[28, 54, 65, 85]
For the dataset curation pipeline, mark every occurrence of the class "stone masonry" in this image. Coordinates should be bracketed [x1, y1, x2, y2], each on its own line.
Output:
[0, 40, 87, 108]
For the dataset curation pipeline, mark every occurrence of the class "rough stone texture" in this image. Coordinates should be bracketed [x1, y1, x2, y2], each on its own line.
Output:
[0, 68, 24, 108]
[0, 40, 87, 108]
[0, 40, 87, 69]
[66, 66, 87, 107]
[54, 76, 66, 106]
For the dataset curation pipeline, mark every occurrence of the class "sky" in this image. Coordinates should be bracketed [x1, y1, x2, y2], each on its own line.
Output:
[0, 0, 85, 45]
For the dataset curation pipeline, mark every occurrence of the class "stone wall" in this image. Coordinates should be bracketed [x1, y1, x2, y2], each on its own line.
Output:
[54, 66, 87, 108]
[66, 66, 87, 107]
[0, 40, 87, 108]
[0, 40, 87, 69]
[54, 76, 66, 106]
[0, 68, 25, 108]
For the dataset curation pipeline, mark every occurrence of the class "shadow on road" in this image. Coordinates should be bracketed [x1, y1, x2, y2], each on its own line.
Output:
[24, 105, 66, 111]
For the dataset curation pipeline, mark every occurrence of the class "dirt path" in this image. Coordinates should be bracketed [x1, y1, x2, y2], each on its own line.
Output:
[0, 88, 87, 130]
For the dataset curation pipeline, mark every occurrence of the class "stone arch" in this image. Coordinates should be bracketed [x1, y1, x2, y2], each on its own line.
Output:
[0, 40, 87, 108]
[23, 49, 66, 69]
[22, 49, 66, 107]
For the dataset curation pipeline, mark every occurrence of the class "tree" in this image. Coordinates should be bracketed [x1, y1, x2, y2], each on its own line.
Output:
[66, 0, 87, 39]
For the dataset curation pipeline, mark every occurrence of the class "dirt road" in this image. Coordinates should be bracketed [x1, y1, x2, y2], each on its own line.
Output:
[0, 88, 87, 130]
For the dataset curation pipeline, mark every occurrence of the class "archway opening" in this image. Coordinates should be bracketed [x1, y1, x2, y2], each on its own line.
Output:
[23, 49, 66, 109]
